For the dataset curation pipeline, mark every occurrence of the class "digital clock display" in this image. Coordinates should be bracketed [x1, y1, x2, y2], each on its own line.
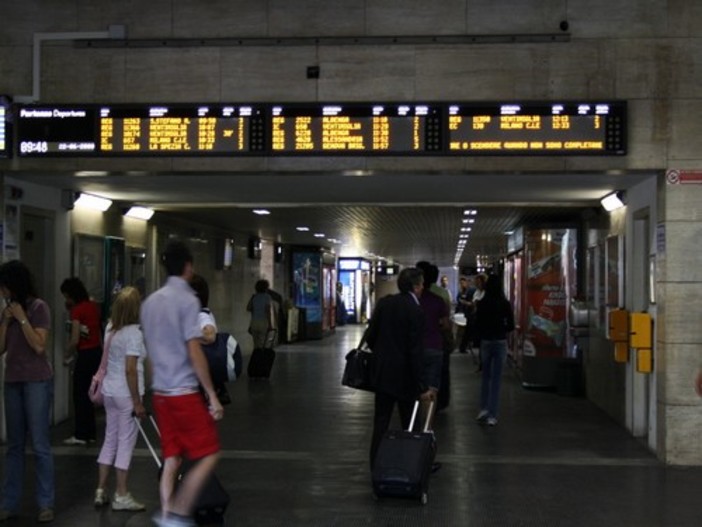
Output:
[447, 102, 626, 155]
[17, 107, 97, 155]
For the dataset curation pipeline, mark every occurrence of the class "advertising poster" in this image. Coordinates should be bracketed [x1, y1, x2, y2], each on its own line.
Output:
[524, 230, 569, 358]
[293, 251, 321, 323]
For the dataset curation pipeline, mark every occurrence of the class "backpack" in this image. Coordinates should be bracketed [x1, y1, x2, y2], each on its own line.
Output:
[202, 332, 243, 385]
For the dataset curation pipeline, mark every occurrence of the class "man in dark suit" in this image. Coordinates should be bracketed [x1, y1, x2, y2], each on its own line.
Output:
[365, 267, 435, 468]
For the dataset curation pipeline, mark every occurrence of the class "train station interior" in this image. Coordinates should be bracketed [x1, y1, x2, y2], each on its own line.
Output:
[1, 1, 702, 525]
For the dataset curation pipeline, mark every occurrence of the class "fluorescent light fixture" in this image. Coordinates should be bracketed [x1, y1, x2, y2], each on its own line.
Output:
[601, 191, 625, 211]
[125, 206, 155, 220]
[314, 233, 325, 238]
[74, 193, 112, 212]
[253, 209, 270, 215]
[296, 226, 310, 232]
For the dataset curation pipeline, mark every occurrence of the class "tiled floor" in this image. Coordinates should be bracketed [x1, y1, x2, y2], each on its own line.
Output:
[3, 324, 702, 526]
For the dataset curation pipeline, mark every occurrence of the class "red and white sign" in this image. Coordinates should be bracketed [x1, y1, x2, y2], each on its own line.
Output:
[666, 169, 702, 184]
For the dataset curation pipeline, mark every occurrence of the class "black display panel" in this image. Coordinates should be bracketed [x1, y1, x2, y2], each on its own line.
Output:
[270, 103, 443, 153]
[99, 105, 265, 153]
[16, 101, 627, 157]
[17, 107, 96, 155]
[447, 102, 626, 155]
[0, 96, 11, 159]
[17, 104, 266, 156]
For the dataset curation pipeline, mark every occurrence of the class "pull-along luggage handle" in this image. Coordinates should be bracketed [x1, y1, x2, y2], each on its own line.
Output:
[407, 400, 435, 433]
[134, 413, 162, 469]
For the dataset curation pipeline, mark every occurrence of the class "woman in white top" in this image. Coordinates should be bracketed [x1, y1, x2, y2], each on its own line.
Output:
[93, 287, 147, 512]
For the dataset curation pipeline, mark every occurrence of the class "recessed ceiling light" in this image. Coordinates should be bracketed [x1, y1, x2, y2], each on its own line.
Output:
[463, 209, 477, 216]
[296, 226, 310, 232]
[314, 233, 325, 238]
[253, 209, 270, 215]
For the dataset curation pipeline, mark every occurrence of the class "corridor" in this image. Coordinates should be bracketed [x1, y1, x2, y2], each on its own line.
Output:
[5, 324, 702, 526]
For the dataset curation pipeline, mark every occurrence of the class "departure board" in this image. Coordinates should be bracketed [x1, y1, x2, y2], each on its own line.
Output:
[17, 104, 266, 156]
[15, 101, 627, 157]
[270, 104, 442, 153]
[447, 102, 626, 155]
[99, 105, 265, 153]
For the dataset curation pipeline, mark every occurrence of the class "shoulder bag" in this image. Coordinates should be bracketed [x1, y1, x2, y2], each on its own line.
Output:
[341, 332, 375, 392]
[88, 331, 114, 406]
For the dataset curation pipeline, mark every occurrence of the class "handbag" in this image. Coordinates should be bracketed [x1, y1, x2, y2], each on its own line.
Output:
[342, 334, 375, 392]
[88, 331, 114, 407]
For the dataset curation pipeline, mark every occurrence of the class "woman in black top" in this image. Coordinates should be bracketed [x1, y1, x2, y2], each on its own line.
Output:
[475, 275, 515, 426]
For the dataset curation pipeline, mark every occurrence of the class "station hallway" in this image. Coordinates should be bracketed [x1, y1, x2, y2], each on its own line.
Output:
[4, 324, 702, 527]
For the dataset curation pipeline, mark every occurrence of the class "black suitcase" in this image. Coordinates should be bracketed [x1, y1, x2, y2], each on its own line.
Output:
[372, 401, 436, 505]
[247, 330, 276, 379]
[135, 415, 230, 525]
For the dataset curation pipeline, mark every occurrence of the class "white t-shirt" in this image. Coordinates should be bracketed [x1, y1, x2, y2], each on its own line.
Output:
[101, 323, 147, 398]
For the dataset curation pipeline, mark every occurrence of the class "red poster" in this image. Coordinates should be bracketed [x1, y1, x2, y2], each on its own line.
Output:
[524, 233, 567, 358]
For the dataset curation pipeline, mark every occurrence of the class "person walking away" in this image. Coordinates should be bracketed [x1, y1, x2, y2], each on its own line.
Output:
[140, 240, 223, 527]
[471, 273, 487, 372]
[417, 262, 453, 411]
[94, 286, 147, 512]
[247, 279, 273, 349]
[455, 276, 477, 357]
[0, 260, 55, 523]
[475, 275, 515, 427]
[416, 267, 449, 417]
[365, 267, 435, 469]
[60, 277, 102, 445]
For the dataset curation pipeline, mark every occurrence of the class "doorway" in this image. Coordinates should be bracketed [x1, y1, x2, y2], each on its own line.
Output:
[629, 208, 651, 439]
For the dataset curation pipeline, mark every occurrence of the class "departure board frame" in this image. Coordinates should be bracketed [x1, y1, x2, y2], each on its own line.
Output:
[445, 101, 626, 155]
[14, 101, 627, 157]
[0, 96, 12, 159]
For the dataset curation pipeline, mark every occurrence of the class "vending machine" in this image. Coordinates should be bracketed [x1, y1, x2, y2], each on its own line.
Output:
[338, 258, 372, 324]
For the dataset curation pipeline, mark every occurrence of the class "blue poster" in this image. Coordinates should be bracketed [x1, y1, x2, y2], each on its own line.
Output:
[293, 252, 321, 322]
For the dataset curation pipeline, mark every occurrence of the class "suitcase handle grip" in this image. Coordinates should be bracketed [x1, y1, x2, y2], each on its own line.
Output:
[407, 400, 435, 432]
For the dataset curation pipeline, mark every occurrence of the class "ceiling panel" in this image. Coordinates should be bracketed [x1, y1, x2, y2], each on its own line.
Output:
[9, 168, 654, 268]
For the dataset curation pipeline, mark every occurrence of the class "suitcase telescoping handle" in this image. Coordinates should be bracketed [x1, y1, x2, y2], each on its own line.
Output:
[407, 400, 435, 433]
[134, 413, 162, 469]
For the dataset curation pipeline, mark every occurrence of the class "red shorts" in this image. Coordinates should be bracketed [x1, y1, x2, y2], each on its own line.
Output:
[152, 392, 220, 460]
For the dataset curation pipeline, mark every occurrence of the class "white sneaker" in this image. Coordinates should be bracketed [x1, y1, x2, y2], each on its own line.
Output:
[63, 436, 87, 446]
[112, 492, 146, 512]
[94, 488, 108, 508]
[152, 511, 196, 526]
[476, 410, 489, 422]
[487, 417, 498, 426]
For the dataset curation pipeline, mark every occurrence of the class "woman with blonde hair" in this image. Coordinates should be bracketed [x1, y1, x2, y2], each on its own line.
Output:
[93, 286, 147, 512]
